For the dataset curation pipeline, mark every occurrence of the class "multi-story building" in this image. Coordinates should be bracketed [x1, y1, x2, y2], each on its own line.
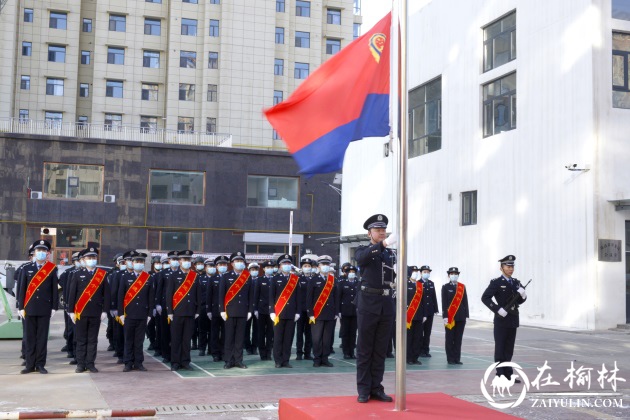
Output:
[340, 0, 630, 330]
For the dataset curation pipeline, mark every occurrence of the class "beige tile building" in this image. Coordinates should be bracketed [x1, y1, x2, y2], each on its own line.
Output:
[0, 0, 362, 149]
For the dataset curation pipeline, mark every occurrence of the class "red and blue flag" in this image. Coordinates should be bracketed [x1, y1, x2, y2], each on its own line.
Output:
[264, 13, 391, 176]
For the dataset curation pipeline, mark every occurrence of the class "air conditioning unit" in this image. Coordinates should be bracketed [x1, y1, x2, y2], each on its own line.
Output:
[30, 191, 42, 199]
[104, 194, 116, 203]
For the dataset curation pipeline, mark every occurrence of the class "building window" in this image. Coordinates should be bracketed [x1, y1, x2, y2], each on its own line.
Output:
[209, 19, 220, 37]
[146, 0, 162, 3]
[48, 45, 66, 63]
[483, 72, 516, 137]
[142, 83, 159, 101]
[273, 90, 283, 105]
[272, 129, 280, 140]
[104, 113, 122, 130]
[208, 51, 219, 69]
[20, 75, 30, 90]
[179, 83, 195, 101]
[109, 14, 126, 32]
[206, 117, 217, 133]
[140, 116, 158, 133]
[49, 11, 67, 30]
[22, 42, 32, 56]
[83, 18, 92, 32]
[275, 27, 284, 44]
[295, 31, 310, 48]
[461, 191, 477, 226]
[77, 116, 88, 128]
[409, 77, 441, 158]
[147, 230, 203, 251]
[24, 9, 33, 23]
[43, 163, 104, 200]
[181, 18, 197, 36]
[107, 47, 124, 65]
[149, 170, 204, 205]
[45, 111, 63, 127]
[327, 8, 341, 25]
[81, 50, 91, 65]
[354, 0, 361, 15]
[143, 50, 160, 68]
[210, 0, 220, 4]
[613, 0, 630, 20]
[296, 0, 310, 17]
[19, 109, 29, 121]
[106, 80, 123, 98]
[79, 83, 89, 98]
[294, 62, 309, 79]
[274, 58, 284, 76]
[207, 84, 218, 102]
[177, 117, 194, 133]
[326, 38, 341, 54]
[247, 176, 298, 209]
[353, 23, 361, 39]
[183, 0, 198, 3]
[180, 51, 196, 68]
[613, 32, 630, 109]
[46, 78, 64, 96]
[483, 11, 516, 72]
[144, 18, 161, 35]
[276, 0, 285, 13]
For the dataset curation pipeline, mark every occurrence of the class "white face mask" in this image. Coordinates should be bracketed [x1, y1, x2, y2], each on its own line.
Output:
[218, 265, 228, 274]
[170, 260, 180, 268]
[319, 265, 330, 274]
[74, 261, 81, 268]
[273, 267, 278, 273]
[163, 262, 171, 269]
[133, 262, 145, 272]
[250, 269, 259, 277]
[206, 267, 216, 275]
[154, 264, 163, 270]
[450, 274, 459, 283]
[85, 259, 97, 269]
[80, 260, 86, 268]
[181, 261, 191, 270]
[411, 272, 419, 280]
[35, 251, 47, 262]
[302, 267, 312, 274]
[281, 264, 292, 273]
[119, 264, 127, 271]
[348, 272, 356, 279]
[264, 268, 274, 276]
[195, 264, 204, 271]
[421, 272, 430, 280]
[233, 261, 245, 271]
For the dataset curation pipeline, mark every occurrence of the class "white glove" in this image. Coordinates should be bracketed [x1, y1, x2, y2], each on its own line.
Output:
[294, 314, 300, 322]
[152, 309, 156, 317]
[220, 312, 227, 321]
[207, 312, 212, 320]
[247, 312, 252, 321]
[518, 287, 527, 299]
[335, 314, 339, 320]
[19, 309, 26, 319]
[384, 232, 398, 247]
[338, 313, 342, 319]
[167, 314, 173, 322]
[147, 316, 151, 324]
[51, 309, 56, 318]
[195, 314, 199, 319]
[443, 318, 448, 325]
[254, 311, 259, 318]
[101, 312, 107, 321]
[309, 316, 315, 323]
[69, 313, 76, 323]
[156, 305, 162, 315]
[498, 308, 508, 317]
[111, 310, 118, 317]
[119, 315, 125, 325]
[423, 317, 427, 323]
[270, 313, 276, 322]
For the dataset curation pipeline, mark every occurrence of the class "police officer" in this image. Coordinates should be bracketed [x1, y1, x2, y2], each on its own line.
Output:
[481, 255, 527, 382]
[219, 251, 253, 369]
[59, 251, 80, 360]
[244, 262, 260, 356]
[146, 256, 161, 353]
[190, 256, 206, 351]
[339, 265, 358, 359]
[119, 252, 155, 372]
[111, 251, 134, 364]
[441, 267, 469, 365]
[254, 260, 274, 361]
[207, 255, 228, 362]
[150, 256, 167, 358]
[105, 254, 122, 352]
[155, 251, 178, 363]
[295, 257, 314, 360]
[419, 265, 439, 358]
[196, 257, 211, 356]
[354, 214, 396, 403]
[270, 254, 301, 368]
[406, 265, 424, 365]
[18, 240, 59, 374]
[15, 246, 34, 365]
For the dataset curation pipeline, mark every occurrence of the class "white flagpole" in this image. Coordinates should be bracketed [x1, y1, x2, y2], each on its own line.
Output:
[289, 210, 294, 256]
[394, 0, 409, 412]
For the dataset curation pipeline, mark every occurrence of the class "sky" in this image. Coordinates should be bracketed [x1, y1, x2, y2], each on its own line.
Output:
[361, 0, 393, 30]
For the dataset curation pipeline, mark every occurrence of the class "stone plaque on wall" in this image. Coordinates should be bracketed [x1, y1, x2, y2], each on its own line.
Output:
[598, 239, 622, 262]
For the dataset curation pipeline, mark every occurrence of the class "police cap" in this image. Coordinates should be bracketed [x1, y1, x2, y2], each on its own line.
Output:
[499, 255, 516, 266]
[363, 214, 388, 230]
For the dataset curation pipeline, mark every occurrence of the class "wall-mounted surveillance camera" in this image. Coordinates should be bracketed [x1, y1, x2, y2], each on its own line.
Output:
[565, 163, 590, 172]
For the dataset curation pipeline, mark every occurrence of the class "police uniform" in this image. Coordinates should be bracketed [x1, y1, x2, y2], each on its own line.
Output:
[155, 251, 177, 363]
[405, 266, 425, 365]
[105, 254, 123, 352]
[18, 240, 59, 374]
[67, 247, 111, 373]
[339, 265, 358, 359]
[15, 247, 33, 363]
[270, 255, 302, 368]
[254, 260, 274, 360]
[441, 267, 469, 365]
[295, 258, 314, 360]
[59, 251, 80, 359]
[354, 214, 395, 403]
[419, 265, 439, 357]
[244, 262, 260, 356]
[150, 255, 169, 358]
[481, 255, 527, 380]
[146, 256, 162, 353]
[218, 251, 254, 369]
[207, 256, 227, 361]
[195, 259, 212, 356]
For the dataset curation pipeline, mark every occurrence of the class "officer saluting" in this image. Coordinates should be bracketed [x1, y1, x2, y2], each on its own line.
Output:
[354, 214, 396, 403]
[481, 255, 527, 383]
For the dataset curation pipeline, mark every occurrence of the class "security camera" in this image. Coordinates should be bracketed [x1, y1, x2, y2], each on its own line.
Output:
[565, 163, 577, 169]
[565, 163, 590, 172]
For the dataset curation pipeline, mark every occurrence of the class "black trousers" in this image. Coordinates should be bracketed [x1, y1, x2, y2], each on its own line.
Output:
[356, 309, 393, 396]
[257, 314, 274, 359]
[192, 317, 199, 345]
[24, 315, 50, 369]
[106, 313, 114, 345]
[273, 318, 295, 365]
[146, 316, 156, 345]
[295, 310, 312, 357]
[311, 319, 334, 364]
[224, 316, 247, 364]
[113, 319, 125, 358]
[75, 316, 101, 367]
[63, 311, 70, 340]
[340, 315, 358, 356]
[210, 316, 225, 358]
[245, 316, 258, 352]
[65, 315, 75, 355]
[198, 313, 211, 352]
[329, 318, 337, 352]
[159, 311, 171, 359]
[406, 320, 423, 362]
[494, 326, 517, 378]
[171, 316, 194, 367]
[445, 320, 466, 363]
[420, 315, 434, 354]
[387, 319, 396, 354]
[124, 318, 147, 366]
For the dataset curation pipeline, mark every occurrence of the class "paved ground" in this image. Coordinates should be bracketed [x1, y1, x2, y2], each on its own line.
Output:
[1, 315, 629, 419]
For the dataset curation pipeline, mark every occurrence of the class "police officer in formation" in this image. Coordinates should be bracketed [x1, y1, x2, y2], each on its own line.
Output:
[270, 254, 301, 368]
[294, 257, 314, 360]
[405, 265, 425, 365]
[418, 265, 439, 358]
[13, 245, 33, 365]
[59, 251, 80, 362]
[339, 265, 358, 359]
[207, 256, 226, 362]
[156, 251, 178, 363]
[145, 256, 161, 354]
[442, 267, 469, 365]
[244, 262, 259, 356]
[254, 260, 274, 361]
[195, 258, 211, 356]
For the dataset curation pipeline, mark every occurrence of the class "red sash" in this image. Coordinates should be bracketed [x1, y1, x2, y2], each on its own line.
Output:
[446, 282, 465, 330]
[273, 273, 299, 326]
[74, 268, 107, 320]
[223, 269, 250, 319]
[24, 261, 55, 312]
[172, 271, 197, 310]
[406, 281, 423, 329]
[310, 273, 334, 324]
[123, 271, 150, 316]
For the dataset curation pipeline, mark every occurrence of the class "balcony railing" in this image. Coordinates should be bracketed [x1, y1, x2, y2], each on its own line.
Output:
[0, 118, 232, 148]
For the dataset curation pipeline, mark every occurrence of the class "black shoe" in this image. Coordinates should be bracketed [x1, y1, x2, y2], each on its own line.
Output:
[170, 364, 179, 371]
[253, 349, 259, 355]
[275, 363, 282, 368]
[223, 363, 232, 369]
[296, 354, 303, 361]
[344, 355, 352, 359]
[136, 364, 148, 372]
[313, 362, 321, 367]
[61, 345, 68, 352]
[322, 361, 334, 367]
[162, 358, 171, 364]
[117, 358, 124, 364]
[76, 366, 86, 373]
[246, 349, 254, 355]
[455, 361, 463, 365]
[153, 351, 161, 357]
[20, 354, 25, 359]
[191, 343, 198, 350]
[182, 365, 194, 371]
[283, 363, 293, 368]
[213, 356, 221, 362]
[36, 366, 48, 374]
[330, 349, 335, 354]
[148, 344, 154, 351]
[350, 354, 356, 359]
[123, 364, 132, 372]
[413, 360, 422, 365]
[20, 368, 35, 374]
[304, 355, 313, 360]
[69, 359, 78, 365]
[406, 361, 414, 365]
[447, 361, 456, 365]
[87, 365, 98, 373]
[370, 391, 393, 402]
[386, 353, 395, 359]
[357, 395, 370, 403]
[21, 361, 26, 366]
[198, 350, 205, 356]
[107, 345, 115, 351]
[235, 362, 247, 369]
[67, 353, 74, 358]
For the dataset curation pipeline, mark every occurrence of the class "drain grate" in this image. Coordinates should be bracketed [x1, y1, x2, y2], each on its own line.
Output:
[155, 402, 278, 414]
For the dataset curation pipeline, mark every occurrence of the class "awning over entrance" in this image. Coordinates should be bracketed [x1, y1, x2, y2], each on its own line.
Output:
[243, 232, 304, 244]
[608, 199, 630, 211]
[317, 234, 370, 245]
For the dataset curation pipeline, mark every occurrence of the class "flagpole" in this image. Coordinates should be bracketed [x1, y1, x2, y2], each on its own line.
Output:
[394, 0, 408, 412]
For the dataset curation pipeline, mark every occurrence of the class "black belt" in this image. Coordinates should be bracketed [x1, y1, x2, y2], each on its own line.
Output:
[360, 286, 390, 296]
